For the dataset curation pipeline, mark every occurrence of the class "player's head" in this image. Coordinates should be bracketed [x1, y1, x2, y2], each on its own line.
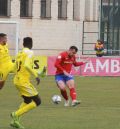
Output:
[0, 33, 7, 45]
[23, 37, 33, 49]
[97, 40, 103, 45]
[68, 46, 78, 57]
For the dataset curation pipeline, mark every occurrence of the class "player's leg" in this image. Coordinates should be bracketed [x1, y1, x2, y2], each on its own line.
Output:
[13, 82, 40, 115]
[0, 63, 14, 90]
[55, 75, 69, 106]
[66, 78, 80, 106]
[10, 95, 41, 129]
[10, 95, 32, 129]
[10, 120, 24, 129]
[19, 93, 41, 109]
[15, 95, 41, 117]
[10, 82, 40, 128]
[0, 71, 7, 90]
[32, 95, 41, 106]
[19, 102, 27, 109]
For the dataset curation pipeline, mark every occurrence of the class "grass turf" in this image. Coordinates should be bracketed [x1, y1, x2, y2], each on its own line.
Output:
[0, 75, 120, 129]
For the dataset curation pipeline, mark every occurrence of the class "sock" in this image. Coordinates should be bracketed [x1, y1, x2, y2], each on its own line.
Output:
[17, 102, 27, 119]
[15, 101, 36, 117]
[19, 102, 27, 109]
[70, 88, 77, 101]
[60, 89, 68, 101]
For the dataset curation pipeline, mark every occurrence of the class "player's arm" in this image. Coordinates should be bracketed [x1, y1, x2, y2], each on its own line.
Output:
[10, 61, 16, 73]
[73, 61, 84, 66]
[38, 66, 47, 78]
[24, 57, 40, 85]
[99, 46, 104, 51]
[73, 58, 89, 67]
[54, 54, 65, 72]
[94, 44, 99, 51]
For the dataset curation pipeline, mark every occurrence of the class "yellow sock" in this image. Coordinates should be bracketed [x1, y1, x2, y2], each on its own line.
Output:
[15, 101, 36, 117]
[19, 102, 27, 109]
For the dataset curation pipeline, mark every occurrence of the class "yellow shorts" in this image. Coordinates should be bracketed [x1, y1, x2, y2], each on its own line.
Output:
[0, 62, 14, 81]
[96, 50, 104, 54]
[14, 77, 38, 97]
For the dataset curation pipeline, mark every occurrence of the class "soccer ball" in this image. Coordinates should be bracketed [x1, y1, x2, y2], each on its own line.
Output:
[52, 95, 61, 104]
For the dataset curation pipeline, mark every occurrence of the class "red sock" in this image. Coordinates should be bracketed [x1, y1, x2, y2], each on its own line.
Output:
[70, 88, 76, 101]
[60, 89, 68, 101]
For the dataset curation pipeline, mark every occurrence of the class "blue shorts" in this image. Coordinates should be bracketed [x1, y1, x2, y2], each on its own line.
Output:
[55, 74, 74, 83]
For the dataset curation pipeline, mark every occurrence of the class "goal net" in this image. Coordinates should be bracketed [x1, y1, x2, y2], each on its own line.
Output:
[0, 21, 19, 55]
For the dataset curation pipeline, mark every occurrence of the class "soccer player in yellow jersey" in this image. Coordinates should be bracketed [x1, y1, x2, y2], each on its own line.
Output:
[0, 33, 14, 89]
[10, 37, 41, 129]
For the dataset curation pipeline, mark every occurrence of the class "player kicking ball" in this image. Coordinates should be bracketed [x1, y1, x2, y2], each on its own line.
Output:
[55, 46, 89, 107]
[10, 37, 43, 128]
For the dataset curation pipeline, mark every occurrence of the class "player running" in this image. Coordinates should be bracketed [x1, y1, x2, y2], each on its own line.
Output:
[10, 37, 42, 129]
[0, 33, 14, 89]
[55, 46, 88, 107]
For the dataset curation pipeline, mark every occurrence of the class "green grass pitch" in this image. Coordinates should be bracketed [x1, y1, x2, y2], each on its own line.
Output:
[0, 75, 120, 129]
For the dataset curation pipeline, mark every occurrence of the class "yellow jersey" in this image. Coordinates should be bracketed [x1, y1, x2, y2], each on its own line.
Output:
[14, 48, 38, 84]
[95, 43, 104, 54]
[0, 44, 12, 65]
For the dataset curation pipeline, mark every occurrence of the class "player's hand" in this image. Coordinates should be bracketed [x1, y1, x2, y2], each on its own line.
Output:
[41, 66, 47, 77]
[63, 71, 72, 77]
[38, 66, 47, 78]
[42, 66, 47, 73]
[35, 77, 40, 85]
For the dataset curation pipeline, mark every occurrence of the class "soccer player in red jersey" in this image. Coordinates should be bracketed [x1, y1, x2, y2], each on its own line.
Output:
[54, 46, 88, 107]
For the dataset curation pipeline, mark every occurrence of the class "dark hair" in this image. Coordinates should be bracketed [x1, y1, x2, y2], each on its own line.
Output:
[0, 33, 7, 37]
[97, 39, 103, 44]
[23, 37, 33, 49]
[69, 46, 78, 52]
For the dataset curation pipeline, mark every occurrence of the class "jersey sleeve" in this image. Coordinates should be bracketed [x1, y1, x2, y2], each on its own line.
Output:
[73, 57, 84, 66]
[54, 53, 65, 72]
[73, 61, 84, 66]
[24, 50, 38, 78]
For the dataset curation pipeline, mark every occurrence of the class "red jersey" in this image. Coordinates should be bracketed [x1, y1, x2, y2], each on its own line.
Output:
[55, 51, 84, 75]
